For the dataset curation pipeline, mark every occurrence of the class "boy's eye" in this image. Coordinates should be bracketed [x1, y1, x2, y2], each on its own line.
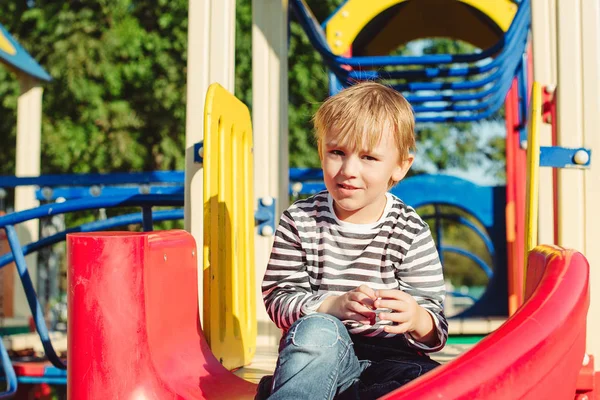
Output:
[329, 149, 344, 156]
[362, 155, 378, 161]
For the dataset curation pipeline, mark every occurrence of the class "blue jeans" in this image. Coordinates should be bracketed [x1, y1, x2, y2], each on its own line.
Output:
[256, 313, 440, 400]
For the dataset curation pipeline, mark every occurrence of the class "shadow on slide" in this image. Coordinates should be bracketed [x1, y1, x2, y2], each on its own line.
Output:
[68, 231, 588, 399]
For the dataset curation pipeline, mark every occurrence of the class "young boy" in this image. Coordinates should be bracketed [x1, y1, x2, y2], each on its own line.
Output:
[258, 82, 447, 399]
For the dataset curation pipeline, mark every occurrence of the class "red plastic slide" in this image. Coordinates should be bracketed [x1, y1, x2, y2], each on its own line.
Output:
[68, 232, 589, 399]
[383, 245, 589, 400]
[67, 231, 257, 399]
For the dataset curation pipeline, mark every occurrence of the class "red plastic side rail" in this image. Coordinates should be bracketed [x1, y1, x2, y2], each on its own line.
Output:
[67, 231, 256, 399]
[383, 245, 589, 400]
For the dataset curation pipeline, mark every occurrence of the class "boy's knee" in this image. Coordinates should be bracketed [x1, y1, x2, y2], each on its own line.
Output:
[291, 313, 348, 348]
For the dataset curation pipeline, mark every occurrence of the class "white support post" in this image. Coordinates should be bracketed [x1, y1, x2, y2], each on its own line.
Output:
[14, 75, 42, 319]
[580, 0, 600, 367]
[530, 0, 557, 246]
[551, 0, 600, 367]
[252, 0, 290, 347]
[184, 0, 236, 320]
[555, 0, 585, 250]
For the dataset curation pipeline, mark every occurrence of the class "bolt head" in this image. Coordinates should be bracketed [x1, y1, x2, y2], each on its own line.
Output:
[261, 225, 274, 236]
[573, 149, 590, 165]
[261, 196, 274, 207]
[520, 140, 528, 150]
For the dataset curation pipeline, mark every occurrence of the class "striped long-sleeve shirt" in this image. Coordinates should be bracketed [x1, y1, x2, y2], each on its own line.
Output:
[262, 191, 448, 352]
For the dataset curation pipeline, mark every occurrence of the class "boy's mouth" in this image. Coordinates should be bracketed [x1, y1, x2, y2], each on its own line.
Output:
[338, 183, 359, 190]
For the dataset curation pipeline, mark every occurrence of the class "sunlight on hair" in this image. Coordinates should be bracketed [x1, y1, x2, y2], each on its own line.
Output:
[313, 82, 416, 161]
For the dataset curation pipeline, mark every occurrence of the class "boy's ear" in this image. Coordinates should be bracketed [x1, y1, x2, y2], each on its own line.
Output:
[392, 154, 415, 182]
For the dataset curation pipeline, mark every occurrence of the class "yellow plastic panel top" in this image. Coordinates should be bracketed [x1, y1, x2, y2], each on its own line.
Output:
[524, 82, 542, 268]
[326, 0, 518, 55]
[0, 31, 16, 55]
[203, 83, 256, 370]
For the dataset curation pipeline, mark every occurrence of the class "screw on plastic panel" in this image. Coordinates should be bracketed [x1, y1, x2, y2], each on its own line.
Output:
[520, 140, 528, 150]
[544, 84, 556, 95]
[194, 141, 204, 164]
[291, 182, 303, 195]
[261, 197, 274, 207]
[255, 197, 276, 236]
[139, 184, 151, 194]
[573, 149, 590, 165]
[261, 225, 274, 236]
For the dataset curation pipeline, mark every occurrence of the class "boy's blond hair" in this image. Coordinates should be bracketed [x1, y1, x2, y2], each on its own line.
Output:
[313, 82, 416, 187]
[313, 81, 416, 159]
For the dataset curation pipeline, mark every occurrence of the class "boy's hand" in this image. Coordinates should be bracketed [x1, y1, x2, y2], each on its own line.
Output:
[374, 289, 438, 346]
[317, 285, 377, 324]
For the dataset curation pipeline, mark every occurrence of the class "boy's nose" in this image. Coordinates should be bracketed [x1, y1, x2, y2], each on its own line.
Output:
[340, 156, 359, 177]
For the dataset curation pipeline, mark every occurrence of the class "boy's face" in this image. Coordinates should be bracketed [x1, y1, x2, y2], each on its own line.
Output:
[321, 129, 414, 224]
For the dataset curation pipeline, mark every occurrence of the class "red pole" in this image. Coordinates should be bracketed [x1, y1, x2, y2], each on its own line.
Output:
[505, 80, 524, 315]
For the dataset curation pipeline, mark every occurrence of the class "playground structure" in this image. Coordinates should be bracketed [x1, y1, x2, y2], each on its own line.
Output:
[0, 0, 598, 398]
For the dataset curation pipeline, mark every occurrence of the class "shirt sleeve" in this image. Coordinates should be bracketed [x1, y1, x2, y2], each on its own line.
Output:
[395, 224, 448, 352]
[261, 210, 325, 330]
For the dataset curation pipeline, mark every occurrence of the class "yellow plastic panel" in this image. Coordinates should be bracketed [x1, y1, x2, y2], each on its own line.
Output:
[326, 0, 517, 55]
[524, 82, 542, 281]
[0, 31, 16, 55]
[203, 83, 256, 370]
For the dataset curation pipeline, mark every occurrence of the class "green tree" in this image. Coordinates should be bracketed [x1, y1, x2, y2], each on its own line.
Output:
[0, 0, 505, 179]
[0, 0, 189, 175]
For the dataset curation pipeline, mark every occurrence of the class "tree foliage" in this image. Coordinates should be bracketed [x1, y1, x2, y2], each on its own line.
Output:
[0, 0, 188, 175]
[0, 0, 505, 179]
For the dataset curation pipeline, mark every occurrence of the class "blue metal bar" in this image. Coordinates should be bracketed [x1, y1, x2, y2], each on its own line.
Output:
[346, 5, 530, 80]
[291, 0, 530, 91]
[289, 168, 324, 181]
[289, 182, 326, 196]
[35, 186, 184, 201]
[518, 54, 529, 144]
[337, 31, 527, 96]
[17, 376, 66, 385]
[411, 59, 519, 113]
[4, 226, 66, 370]
[142, 207, 153, 232]
[0, 337, 17, 397]
[390, 38, 525, 93]
[540, 146, 592, 168]
[441, 245, 494, 278]
[414, 67, 516, 122]
[421, 213, 497, 260]
[291, 0, 530, 67]
[388, 46, 524, 96]
[0, 171, 184, 188]
[447, 291, 478, 302]
[0, 195, 183, 228]
[404, 72, 514, 104]
[291, 0, 531, 122]
[0, 210, 183, 269]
